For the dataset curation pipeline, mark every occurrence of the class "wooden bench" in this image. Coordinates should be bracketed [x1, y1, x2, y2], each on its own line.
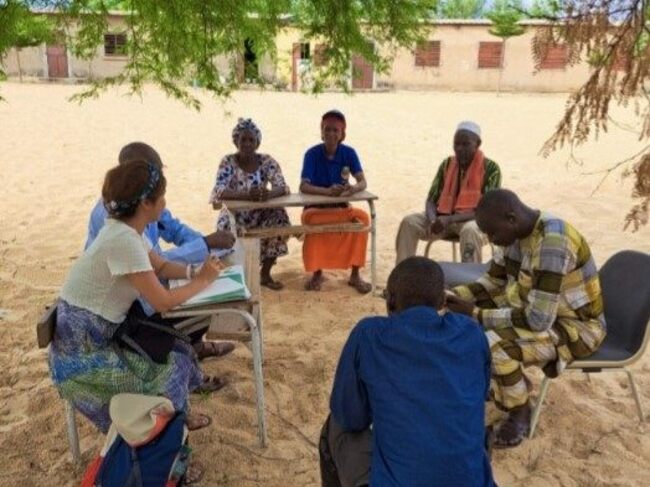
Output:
[240, 222, 369, 239]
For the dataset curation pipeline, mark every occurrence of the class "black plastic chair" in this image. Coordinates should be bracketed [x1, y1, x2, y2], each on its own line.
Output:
[529, 250, 650, 437]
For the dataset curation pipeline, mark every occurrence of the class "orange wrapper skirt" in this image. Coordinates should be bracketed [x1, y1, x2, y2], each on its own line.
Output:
[301, 206, 369, 272]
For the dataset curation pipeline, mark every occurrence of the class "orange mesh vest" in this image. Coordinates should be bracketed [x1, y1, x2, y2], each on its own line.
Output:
[436, 151, 485, 214]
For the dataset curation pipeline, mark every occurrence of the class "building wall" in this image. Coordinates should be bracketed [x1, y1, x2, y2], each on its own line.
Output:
[1, 17, 592, 93]
[378, 23, 590, 92]
[1, 44, 46, 77]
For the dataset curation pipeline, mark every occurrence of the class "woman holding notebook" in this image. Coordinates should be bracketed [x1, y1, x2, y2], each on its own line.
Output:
[49, 160, 220, 437]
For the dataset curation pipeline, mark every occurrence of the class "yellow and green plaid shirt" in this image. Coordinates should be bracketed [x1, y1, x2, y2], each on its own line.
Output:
[427, 156, 502, 205]
[454, 213, 606, 335]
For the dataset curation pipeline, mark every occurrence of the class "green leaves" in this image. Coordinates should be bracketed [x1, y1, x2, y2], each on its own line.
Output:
[1, 0, 437, 107]
[486, 0, 524, 39]
[437, 0, 485, 19]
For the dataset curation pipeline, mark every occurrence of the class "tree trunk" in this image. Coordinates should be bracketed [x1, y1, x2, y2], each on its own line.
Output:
[15, 48, 23, 83]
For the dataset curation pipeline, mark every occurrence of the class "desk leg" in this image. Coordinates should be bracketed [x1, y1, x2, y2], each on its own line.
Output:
[250, 315, 267, 448]
[368, 199, 377, 293]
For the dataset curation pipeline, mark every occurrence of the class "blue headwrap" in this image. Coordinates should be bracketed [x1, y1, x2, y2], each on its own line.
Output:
[105, 162, 162, 216]
[232, 118, 262, 148]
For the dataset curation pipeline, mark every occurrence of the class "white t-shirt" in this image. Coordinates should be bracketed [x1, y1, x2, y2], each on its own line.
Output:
[61, 219, 153, 323]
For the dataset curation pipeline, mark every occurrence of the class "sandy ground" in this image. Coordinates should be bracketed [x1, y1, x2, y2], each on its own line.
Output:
[1, 83, 649, 486]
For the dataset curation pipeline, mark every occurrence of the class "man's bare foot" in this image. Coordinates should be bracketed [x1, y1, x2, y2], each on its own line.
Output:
[348, 275, 372, 294]
[493, 403, 531, 448]
[305, 271, 325, 291]
[185, 464, 204, 484]
[186, 412, 212, 431]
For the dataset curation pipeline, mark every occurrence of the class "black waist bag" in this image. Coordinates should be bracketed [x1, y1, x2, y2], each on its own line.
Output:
[113, 302, 192, 366]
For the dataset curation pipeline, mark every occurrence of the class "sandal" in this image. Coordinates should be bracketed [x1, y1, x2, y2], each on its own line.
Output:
[186, 412, 212, 431]
[492, 406, 531, 449]
[261, 277, 284, 291]
[305, 272, 325, 291]
[347, 278, 372, 295]
[192, 375, 228, 395]
[195, 341, 235, 361]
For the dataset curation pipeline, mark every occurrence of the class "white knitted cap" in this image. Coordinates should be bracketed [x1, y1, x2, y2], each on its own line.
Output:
[456, 121, 481, 138]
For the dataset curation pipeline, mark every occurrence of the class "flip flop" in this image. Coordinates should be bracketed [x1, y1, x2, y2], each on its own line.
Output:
[261, 278, 284, 291]
[305, 274, 325, 291]
[186, 413, 212, 431]
[192, 375, 228, 395]
[195, 341, 235, 361]
[492, 412, 531, 449]
[347, 279, 372, 294]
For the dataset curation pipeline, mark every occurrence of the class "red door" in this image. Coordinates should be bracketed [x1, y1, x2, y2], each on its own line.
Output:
[351, 54, 373, 90]
[46, 45, 68, 78]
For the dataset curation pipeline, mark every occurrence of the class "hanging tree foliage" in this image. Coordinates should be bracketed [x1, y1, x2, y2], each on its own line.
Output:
[528, 0, 650, 230]
[0, 0, 437, 107]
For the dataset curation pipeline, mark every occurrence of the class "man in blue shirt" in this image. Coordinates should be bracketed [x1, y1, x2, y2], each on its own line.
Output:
[86, 142, 237, 369]
[320, 257, 496, 487]
[86, 142, 235, 266]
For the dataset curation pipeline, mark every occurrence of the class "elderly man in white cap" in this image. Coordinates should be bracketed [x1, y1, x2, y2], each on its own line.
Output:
[395, 121, 501, 264]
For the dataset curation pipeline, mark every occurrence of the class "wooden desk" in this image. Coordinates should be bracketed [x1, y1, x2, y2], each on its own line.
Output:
[221, 191, 379, 292]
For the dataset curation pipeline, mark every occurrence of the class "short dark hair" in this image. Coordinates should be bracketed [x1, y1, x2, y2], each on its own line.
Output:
[476, 188, 521, 217]
[118, 142, 163, 168]
[102, 160, 166, 219]
[387, 257, 445, 311]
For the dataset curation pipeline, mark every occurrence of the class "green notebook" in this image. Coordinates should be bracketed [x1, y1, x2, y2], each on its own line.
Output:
[170, 265, 251, 308]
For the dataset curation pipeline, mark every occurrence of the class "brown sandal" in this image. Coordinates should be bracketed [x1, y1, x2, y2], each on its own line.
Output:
[192, 375, 228, 395]
[195, 341, 235, 360]
[261, 277, 284, 290]
[492, 406, 531, 449]
[186, 413, 212, 431]
[348, 278, 372, 294]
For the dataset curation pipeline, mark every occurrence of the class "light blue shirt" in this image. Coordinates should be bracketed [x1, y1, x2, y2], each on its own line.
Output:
[86, 200, 209, 265]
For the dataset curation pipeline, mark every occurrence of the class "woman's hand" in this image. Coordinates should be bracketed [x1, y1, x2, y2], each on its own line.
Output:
[328, 184, 346, 196]
[196, 255, 225, 283]
[249, 187, 270, 201]
[430, 215, 450, 235]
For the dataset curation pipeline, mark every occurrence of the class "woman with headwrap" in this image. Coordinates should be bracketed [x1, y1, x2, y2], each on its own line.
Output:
[300, 110, 372, 294]
[49, 160, 223, 440]
[209, 118, 291, 290]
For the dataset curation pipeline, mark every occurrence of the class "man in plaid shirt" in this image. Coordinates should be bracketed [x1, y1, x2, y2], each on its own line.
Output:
[447, 189, 606, 448]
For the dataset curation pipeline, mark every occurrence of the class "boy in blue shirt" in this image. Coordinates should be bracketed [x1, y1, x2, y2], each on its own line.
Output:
[320, 257, 496, 487]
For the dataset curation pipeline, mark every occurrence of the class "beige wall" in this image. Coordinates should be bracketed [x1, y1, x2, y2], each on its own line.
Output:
[1, 45, 47, 78]
[1, 17, 591, 93]
[378, 23, 590, 92]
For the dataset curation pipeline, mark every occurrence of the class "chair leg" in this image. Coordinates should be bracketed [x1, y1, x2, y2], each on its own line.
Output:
[424, 240, 432, 258]
[529, 376, 550, 439]
[452, 241, 458, 262]
[625, 369, 645, 422]
[65, 400, 81, 463]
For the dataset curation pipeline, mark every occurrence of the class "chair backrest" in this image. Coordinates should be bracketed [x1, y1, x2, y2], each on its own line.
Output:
[600, 250, 650, 355]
